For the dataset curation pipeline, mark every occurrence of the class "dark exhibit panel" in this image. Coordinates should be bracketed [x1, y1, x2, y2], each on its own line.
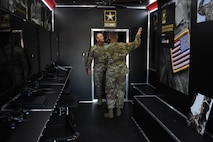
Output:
[148, 10, 158, 87]
[0, 32, 13, 94]
[9, 16, 28, 84]
[22, 24, 39, 76]
[38, 27, 51, 71]
[0, 11, 39, 110]
[0, 14, 35, 97]
[55, 7, 148, 101]
[10, 15, 40, 77]
[190, 6, 213, 99]
[50, 32, 59, 62]
[189, 0, 213, 137]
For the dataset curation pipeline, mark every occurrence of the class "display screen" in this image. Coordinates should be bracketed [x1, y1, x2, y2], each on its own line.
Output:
[0, 32, 13, 94]
[38, 28, 51, 72]
[0, 30, 29, 95]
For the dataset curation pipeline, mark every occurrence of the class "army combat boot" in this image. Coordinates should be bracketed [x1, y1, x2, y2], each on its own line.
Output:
[104, 109, 113, 118]
[116, 108, 122, 117]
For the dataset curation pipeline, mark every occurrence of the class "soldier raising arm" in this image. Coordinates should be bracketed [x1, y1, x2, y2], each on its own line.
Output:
[104, 27, 142, 119]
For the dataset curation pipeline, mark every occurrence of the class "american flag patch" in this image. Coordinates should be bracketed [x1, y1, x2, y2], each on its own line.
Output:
[170, 29, 190, 73]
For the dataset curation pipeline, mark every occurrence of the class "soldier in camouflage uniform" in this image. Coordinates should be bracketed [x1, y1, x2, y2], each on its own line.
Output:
[104, 27, 142, 118]
[198, 0, 213, 21]
[85, 33, 107, 105]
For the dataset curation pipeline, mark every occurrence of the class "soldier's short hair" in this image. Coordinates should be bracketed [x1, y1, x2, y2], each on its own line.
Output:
[109, 32, 118, 39]
[96, 32, 103, 38]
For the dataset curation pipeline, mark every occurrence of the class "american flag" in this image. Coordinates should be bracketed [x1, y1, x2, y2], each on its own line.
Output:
[170, 30, 190, 73]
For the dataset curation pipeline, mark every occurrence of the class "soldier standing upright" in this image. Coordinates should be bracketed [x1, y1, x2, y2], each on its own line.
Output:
[104, 27, 142, 118]
[85, 33, 107, 105]
[198, 0, 213, 22]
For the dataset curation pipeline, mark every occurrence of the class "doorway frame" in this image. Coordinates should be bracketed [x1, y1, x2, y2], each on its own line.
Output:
[90, 28, 130, 102]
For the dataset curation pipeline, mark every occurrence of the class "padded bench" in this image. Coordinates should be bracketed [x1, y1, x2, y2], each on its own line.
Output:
[131, 83, 156, 95]
[133, 95, 212, 142]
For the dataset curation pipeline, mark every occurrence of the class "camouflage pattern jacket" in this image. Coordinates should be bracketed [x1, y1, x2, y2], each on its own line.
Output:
[105, 34, 141, 76]
[85, 43, 108, 72]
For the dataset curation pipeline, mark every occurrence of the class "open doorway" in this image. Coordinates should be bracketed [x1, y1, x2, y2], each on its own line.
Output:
[90, 28, 129, 102]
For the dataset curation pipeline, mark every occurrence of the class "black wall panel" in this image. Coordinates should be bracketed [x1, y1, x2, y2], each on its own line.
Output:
[23, 24, 39, 75]
[189, 3, 213, 135]
[38, 27, 51, 71]
[190, 1, 213, 97]
[50, 32, 59, 62]
[10, 16, 40, 77]
[54, 8, 148, 100]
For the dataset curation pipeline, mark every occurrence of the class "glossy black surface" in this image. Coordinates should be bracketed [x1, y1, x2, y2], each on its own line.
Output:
[133, 96, 213, 142]
[132, 84, 156, 95]
[0, 67, 72, 142]
[0, 111, 52, 142]
[72, 102, 146, 142]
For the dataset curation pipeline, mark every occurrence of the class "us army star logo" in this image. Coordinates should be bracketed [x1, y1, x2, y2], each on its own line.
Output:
[104, 10, 116, 22]
[106, 11, 115, 21]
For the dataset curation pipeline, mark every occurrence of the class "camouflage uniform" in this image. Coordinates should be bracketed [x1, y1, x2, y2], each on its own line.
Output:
[85, 43, 107, 98]
[105, 34, 141, 109]
[198, 0, 213, 21]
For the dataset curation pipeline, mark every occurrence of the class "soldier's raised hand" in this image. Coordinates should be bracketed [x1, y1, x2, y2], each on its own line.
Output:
[137, 27, 143, 35]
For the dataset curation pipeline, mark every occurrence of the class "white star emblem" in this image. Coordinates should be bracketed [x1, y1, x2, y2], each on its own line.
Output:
[106, 12, 115, 21]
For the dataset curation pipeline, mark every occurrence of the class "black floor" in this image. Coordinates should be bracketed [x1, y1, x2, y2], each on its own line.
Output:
[72, 102, 147, 142]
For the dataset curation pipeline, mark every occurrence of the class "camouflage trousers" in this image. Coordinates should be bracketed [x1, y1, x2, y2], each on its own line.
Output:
[94, 70, 106, 98]
[105, 73, 126, 109]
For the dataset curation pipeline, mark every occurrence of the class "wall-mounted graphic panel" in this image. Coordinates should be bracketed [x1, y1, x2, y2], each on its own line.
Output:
[159, 0, 191, 95]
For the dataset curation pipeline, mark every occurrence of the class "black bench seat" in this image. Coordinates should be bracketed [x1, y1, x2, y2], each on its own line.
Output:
[133, 95, 212, 142]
